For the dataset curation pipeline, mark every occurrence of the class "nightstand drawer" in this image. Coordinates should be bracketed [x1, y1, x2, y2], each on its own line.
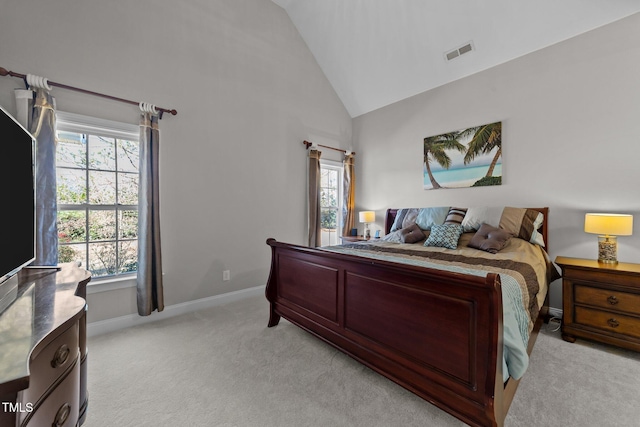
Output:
[563, 268, 636, 287]
[575, 306, 640, 339]
[575, 285, 640, 315]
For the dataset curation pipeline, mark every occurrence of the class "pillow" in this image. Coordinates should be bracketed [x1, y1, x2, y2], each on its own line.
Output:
[461, 206, 503, 232]
[390, 208, 419, 232]
[424, 224, 463, 250]
[467, 223, 512, 254]
[399, 223, 426, 243]
[415, 207, 450, 231]
[499, 207, 545, 247]
[382, 229, 403, 243]
[444, 207, 468, 225]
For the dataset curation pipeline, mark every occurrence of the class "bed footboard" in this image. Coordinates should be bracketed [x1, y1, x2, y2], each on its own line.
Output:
[265, 238, 506, 427]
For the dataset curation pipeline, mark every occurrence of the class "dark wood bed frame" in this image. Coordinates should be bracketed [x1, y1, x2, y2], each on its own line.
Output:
[265, 208, 549, 427]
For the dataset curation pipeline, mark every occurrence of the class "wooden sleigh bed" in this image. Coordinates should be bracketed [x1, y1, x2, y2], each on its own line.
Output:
[265, 207, 553, 427]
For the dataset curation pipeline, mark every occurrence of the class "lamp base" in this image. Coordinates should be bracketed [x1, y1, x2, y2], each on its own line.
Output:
[597, 235, 618, 264]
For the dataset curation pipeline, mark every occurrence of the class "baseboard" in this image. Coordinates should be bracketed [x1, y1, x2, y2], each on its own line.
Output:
[548, 307, 563, 319]
[87, 285, 264, 337]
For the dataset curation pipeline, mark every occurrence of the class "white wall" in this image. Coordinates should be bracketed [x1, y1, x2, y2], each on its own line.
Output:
[0, 0, 351, 322]
[353, 13, 640, 309]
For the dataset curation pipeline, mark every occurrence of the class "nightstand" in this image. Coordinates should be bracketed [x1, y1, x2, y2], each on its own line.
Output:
[555, 256, 640, 351]
[340, 235, 370, 243]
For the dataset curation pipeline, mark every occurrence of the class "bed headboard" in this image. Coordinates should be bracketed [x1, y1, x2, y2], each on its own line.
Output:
[384, 207, 549, 251]
[384, 209, 399, 235]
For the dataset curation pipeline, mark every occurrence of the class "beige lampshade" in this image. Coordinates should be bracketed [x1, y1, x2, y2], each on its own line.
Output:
[359, 211, 375, 223]
[584, 213, 633, 236]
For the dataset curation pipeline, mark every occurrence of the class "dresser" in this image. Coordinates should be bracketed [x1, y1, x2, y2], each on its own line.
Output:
[0, 264, 90, 427]
[339, 235, 371, 243]
[556, 256, 640, 351]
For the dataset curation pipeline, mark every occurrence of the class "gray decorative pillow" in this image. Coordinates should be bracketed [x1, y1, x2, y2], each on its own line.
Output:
[399, 224, 425, 243]
[390, 208, 419, 232]
[424, 224, 463, 250]
[468, 223, 512, 254]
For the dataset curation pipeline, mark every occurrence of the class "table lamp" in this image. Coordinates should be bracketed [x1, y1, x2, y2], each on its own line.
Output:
[584, 213, 633, 263]
[359, 211, 375, 238]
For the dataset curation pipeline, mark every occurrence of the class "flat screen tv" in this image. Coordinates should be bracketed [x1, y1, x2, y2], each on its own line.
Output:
[0, 104, 36, 285]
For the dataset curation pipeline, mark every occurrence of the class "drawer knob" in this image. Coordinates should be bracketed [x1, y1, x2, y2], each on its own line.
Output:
[53, 402, 71, 426]
[51, 344, 70, 368]
[608, 318, 620, 328]
[607, 295, 619, 305]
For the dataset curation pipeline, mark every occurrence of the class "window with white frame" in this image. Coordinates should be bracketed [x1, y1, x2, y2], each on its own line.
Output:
[319, 160, 343, 247]
[55, 112, 139, 278]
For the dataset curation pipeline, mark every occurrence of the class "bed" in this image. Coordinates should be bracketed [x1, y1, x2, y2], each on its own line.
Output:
[265, 206, 557, 427]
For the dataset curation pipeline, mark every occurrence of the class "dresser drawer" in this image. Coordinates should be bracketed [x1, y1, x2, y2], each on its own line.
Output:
[575, 306, 640, 339]
[21, 322, 79, 406]
[21, 353, 80, 427]
[575, 284, 640, 315]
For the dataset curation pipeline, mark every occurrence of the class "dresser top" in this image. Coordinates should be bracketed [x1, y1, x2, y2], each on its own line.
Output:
[555, 256, 640, 275]
[0, 264, 90, 395]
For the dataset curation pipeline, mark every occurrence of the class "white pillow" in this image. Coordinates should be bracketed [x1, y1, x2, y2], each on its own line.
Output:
[461, 207, 504, 232]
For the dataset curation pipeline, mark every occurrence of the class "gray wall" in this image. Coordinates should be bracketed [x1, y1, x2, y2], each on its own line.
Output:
[352, 13, 640, 309]
[2, 2, 638, 318]
[0, 0, 351, 322]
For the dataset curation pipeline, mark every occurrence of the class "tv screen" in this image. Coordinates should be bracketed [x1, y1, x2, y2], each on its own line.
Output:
[0, 105, 36, 284]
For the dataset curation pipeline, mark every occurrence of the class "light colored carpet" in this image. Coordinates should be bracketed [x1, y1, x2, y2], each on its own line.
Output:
[84, 295, 640, 427]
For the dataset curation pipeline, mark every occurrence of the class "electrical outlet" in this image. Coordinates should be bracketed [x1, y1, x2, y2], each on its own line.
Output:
[223, 270, 230, 281]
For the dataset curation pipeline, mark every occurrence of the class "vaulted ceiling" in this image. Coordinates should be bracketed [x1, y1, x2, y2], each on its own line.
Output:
[271, 1, 640, 117]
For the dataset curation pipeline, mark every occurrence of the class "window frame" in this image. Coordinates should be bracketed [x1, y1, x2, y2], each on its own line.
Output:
[56, 111, 140, 283]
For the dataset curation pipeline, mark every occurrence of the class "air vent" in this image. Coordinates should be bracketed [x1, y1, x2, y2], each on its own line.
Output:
[444, 41, 474, 62]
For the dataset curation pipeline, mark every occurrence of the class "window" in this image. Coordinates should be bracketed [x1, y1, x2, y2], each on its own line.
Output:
[319, 161, 343, 247]
[55, 112, 139, 279]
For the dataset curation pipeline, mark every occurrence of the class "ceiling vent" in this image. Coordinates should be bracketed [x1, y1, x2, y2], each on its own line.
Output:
[445, 41, 474, 61]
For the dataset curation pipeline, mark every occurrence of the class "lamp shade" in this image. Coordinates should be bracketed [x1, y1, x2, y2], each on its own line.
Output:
[359, 211, 375, 223]
[584, 213, 633, 236]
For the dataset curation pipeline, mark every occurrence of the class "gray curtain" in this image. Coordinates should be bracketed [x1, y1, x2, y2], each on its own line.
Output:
[137, 113, 164, 316]
[341, 153, 356, 237]
[29, 89, 58, 266]
[307, 149, 322, 247]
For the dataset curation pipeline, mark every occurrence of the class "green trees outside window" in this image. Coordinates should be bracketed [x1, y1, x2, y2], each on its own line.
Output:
[320, 165, 342, 246]
[56, 130, 139, 278]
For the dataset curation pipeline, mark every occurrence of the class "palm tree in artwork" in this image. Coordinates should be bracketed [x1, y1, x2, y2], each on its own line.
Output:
[462, 122, 502, 177]
[423, 133, 466, 189]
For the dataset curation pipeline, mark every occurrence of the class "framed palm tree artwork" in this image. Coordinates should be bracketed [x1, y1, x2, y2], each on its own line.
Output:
[423, 121, 502, 190]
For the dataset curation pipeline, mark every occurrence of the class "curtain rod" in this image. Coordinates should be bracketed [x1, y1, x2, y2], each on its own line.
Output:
[303, 140, 355, 155]
[0, 66, 177, 119]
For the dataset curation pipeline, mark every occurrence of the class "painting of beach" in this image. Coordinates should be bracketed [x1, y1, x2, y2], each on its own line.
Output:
[423, 121, 502, 190]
